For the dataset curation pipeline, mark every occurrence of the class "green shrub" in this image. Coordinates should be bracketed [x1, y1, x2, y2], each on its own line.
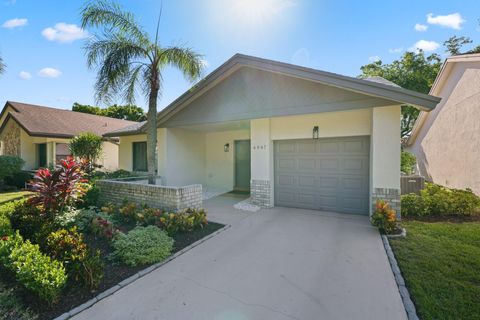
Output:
[0, 156, 25, 188]
[401, 183, 480, 217]
[0, 281, 38, 320]
[400, 193, 427, 217]
[1, 232, 67, 304]
[46, 228, 104, 290]
[111, 226, 173, 266]
[9, 200, 53, 243]
[106, 169, 132, 179]
[69, 132, 103, 165]
[54, 207, 82, 228]
[401, 151, 416, 175]
[0, 200, 17, 217]
[4, 171, 33, 189]
[157, 209, 208, 235]
[0, 214, 12, 237]
[81, 184, 100, 207]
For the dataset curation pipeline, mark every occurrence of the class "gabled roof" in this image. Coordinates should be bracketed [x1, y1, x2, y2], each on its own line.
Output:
[0, 101, 138, 139]
[105, 53, 441, 137]
[407, 53, 480, 145]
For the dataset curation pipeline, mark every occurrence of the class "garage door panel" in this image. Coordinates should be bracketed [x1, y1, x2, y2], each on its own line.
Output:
[275, 136, 370, 215]
[297, 176, 315, 187]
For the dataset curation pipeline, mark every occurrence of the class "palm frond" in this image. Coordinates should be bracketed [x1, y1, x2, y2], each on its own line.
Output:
[0, 55, 5, 75]
[81, 0, 149, 44]
[159, 46, 204, 82]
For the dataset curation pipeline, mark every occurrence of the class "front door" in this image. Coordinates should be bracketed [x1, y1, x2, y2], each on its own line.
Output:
[37, 143, 47, 168]
[234, 140, 251, 192]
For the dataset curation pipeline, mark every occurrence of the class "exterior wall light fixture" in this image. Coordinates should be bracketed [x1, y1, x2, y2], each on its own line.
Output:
[313, 126, 319, 139]
[224, 143, 230, 152]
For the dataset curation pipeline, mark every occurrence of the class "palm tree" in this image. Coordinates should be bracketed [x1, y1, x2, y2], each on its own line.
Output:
[0, 55, 5, 75]
[81, 1, 203, 184]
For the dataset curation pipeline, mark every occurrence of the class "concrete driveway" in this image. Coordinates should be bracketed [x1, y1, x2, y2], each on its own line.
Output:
[73, 194, 406, 320]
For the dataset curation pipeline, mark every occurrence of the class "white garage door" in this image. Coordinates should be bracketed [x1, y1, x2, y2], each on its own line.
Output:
[274, 136, 370, 215]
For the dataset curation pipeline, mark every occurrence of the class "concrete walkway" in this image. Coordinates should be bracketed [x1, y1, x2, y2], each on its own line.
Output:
[73, 194, 406, 320]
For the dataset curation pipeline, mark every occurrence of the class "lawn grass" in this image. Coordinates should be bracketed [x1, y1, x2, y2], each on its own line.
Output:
[0, 191, 33, 205]
[389, 221, 480, 320]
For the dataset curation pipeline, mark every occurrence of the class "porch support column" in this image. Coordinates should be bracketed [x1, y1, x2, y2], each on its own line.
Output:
[250, 118, 274, 208]
[370, 105, 401, 217]
[47, 141, 56, 167]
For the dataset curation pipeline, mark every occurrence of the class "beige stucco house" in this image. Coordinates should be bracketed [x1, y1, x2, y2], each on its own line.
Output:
[407, 53, 480, 194]
[0, 101, 137, 171]
[105, 54, 440, 215]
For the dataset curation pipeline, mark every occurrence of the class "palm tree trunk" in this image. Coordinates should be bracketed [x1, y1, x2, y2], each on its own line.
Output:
[147, 88, 158, 185]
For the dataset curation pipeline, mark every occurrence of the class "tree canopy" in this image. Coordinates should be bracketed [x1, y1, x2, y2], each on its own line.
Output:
[443, 35, 480, 56]
[69, 132, 103, 165]
[72, 102, 147, 121]
[359, 51, 442, 138]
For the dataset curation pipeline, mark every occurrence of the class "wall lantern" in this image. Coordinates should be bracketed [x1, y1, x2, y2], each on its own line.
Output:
[224, 143, 230, 152]
[313, 126, 319, 139]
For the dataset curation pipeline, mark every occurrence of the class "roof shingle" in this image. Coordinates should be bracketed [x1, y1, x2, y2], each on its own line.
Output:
[1, 101, 138, 138]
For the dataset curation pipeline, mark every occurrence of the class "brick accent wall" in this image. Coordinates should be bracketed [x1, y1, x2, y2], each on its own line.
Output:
[251, 179, 272, 208]
[96, 180, 203, 212]
[0, 120, 20, 156]
[372, 188, 401, 218]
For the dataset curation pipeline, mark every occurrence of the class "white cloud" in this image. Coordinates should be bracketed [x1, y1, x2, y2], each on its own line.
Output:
[2, 18, 27, 28]
[19, 71, 32, 80]
[410, 40, 440, 52]
[427, 13, 465, 30]
[41, 23, 89, 43]
[389, 47, 403, 54]
[414, 23, 428, 32]
[38, 67, 62, 78]
[369, 56, 381, 62]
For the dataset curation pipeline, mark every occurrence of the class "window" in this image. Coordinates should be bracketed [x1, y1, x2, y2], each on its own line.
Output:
[132, 141, 147, 172]
[37, 143, 47, 168]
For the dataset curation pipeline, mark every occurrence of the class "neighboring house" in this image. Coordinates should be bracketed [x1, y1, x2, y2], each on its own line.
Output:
[105, 54, 440, 215]
[0, 101, 137, 171]
[407, 53, 480, 194]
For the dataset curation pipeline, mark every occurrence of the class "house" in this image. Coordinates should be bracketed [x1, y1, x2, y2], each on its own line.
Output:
[407, 53, 480, 194]
[105, 54, 440, 215]
[0, 101, 138, 171]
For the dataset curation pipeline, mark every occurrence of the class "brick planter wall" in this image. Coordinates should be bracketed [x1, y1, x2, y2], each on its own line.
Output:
[251, 179, 272, 208]
[96, 179, 203, 212]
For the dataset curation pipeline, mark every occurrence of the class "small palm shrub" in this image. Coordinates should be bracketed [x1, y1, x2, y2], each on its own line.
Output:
[371, 200, 398, 234]
[111, 226, 173, 267]
[0, 232, 67, 304]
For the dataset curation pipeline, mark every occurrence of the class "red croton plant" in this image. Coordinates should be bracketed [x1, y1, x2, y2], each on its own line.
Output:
[29, 157, 89, 215]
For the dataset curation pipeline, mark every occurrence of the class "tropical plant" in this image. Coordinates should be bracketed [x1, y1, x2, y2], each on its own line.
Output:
[69, 132, 103, 168]
[81, 0, 204, 184]
[371, 200, 398, 234]
[29, 157, 88, 215]
[111, 225, 173, 266]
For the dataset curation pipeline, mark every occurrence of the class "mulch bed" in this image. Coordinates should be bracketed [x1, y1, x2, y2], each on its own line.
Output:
[0, 221, 224, 320]
[403, 215, 480, 223]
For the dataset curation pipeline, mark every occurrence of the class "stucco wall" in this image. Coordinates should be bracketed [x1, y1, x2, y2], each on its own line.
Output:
[100, 141, 119, 171]
[409, 63, 480, 193]
[164, 128, 206, 187]
[204, 129, 250, 190]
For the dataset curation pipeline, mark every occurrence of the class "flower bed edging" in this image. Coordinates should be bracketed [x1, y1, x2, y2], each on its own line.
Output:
[386, 227, 407, 238]
[54, 223, 232, 320]
[381, 235, 419, 320]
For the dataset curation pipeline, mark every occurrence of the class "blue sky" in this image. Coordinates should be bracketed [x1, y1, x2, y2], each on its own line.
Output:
[1, 0, 479, 111]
